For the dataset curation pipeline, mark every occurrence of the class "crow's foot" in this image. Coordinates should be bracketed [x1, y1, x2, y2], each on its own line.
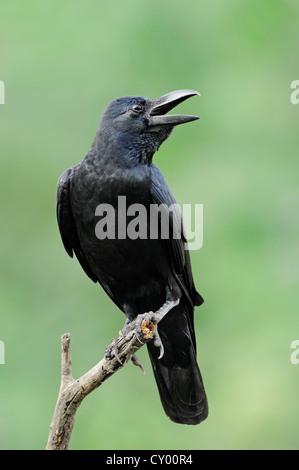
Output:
[105, 337, 123, 364]
[105, 299, 179, 364]
[131, 353, 145, 374]
[141, 298, 180, 359]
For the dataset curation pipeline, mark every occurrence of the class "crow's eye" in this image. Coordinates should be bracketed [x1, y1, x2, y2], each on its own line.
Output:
[132, 103, 143, 113]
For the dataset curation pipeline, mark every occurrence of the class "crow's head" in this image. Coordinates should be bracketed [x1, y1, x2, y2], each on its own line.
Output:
[98, 90, 200, 161]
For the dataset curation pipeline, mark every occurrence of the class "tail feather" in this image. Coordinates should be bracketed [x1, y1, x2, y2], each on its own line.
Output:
[147, 304, 208, 425]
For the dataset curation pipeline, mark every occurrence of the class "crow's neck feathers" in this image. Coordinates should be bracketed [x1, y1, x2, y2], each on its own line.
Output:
[88, 126, 170, 168]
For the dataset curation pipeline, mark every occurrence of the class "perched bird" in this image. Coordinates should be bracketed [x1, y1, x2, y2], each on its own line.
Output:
[56, 90, 208, 424]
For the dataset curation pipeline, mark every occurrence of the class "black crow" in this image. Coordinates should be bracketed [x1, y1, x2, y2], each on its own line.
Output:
[56, 90, 208, 424]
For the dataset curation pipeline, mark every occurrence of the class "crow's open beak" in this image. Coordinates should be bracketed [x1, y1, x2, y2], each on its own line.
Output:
[148, 89, 200, 127]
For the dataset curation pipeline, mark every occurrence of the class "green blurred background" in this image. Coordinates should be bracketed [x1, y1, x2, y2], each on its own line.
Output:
[0, 0, 298, 450]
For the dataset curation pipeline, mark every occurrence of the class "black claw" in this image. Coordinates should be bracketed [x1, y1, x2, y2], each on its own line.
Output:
[131, 354, 146, 374]
[134, 330, 143, 344]
[113, 349, 123, 365]
[153, 328, 165, 359]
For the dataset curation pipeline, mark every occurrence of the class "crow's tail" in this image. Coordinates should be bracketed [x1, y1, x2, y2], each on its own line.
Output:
[147, 302, 208, 425]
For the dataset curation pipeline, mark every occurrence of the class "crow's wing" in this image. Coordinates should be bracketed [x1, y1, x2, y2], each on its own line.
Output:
[56, 164, 98, 282]
[57, 165, 125, 311]
[150, 164, 204, 308]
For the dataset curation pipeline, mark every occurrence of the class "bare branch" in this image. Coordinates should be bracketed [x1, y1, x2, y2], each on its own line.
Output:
[46, 312, 155, 450]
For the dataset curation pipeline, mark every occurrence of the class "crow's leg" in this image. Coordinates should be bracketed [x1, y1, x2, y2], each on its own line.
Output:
[131, 353, 145, 374]
[144, 298, 180, 359]
[105, 298, 180, 364]
[104, 317, 131, 364]
[105, 310, 144, 367]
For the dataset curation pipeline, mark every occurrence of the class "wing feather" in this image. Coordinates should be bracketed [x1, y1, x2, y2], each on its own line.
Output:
[56, 165, 98, 283]
[150, 164, 203, 308]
